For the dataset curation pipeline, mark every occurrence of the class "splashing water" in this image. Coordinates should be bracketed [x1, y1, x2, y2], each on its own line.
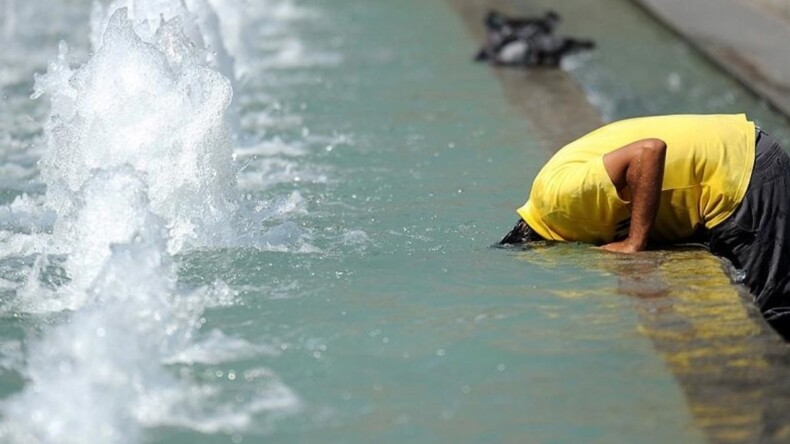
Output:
[89, 0, 241, 130]
[0, 1, 301, 441]
[36, 8, 238, 255]
[90, 0, 235, 82]
[2, 170, 299, 443]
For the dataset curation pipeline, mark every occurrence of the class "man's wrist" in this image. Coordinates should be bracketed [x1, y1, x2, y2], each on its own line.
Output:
[625, 235, 647, 251]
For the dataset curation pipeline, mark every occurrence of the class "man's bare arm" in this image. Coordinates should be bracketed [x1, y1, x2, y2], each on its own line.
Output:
[600, 138, 667, 253]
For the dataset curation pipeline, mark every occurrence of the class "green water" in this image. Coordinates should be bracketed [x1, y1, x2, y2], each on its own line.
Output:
[180, 0, 708, 441]
[5, 0, 790, 442]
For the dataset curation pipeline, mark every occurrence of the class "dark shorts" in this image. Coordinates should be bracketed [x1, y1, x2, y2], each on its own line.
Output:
[709, 130, 790, 338]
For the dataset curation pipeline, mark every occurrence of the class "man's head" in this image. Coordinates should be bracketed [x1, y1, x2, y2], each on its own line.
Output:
[499, 219, 544, 245]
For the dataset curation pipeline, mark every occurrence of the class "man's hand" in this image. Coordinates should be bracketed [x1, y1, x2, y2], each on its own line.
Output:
[601, 138, 667, 253]
[600, 239, 641, 254]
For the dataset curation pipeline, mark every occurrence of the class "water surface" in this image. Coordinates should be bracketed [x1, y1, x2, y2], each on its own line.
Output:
[1, 0, 789, 442]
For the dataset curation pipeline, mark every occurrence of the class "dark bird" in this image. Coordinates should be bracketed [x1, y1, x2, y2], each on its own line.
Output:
[475, 10, 595, 68]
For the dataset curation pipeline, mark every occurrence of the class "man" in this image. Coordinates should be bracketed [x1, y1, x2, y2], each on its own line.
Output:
[501, 114, 790, 339]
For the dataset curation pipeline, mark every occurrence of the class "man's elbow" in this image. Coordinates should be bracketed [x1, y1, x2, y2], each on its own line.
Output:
[642, 138, 667, 154]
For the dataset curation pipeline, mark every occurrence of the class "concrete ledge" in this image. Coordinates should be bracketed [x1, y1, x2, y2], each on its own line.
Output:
[634, 0, 790, 117]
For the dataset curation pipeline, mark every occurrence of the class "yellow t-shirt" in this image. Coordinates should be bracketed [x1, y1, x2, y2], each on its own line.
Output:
[517, 114, 756, 244]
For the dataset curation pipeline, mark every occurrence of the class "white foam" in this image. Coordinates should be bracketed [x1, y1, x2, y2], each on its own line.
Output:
[238, 157, 330, 190]
[339, 229, 370, 247]
[57, 168, 164, 295]
[136, 377, 300, 435]
[90, 0, 235, 82]
[207, 0, 339, 76]
[0, 194, 54, 235]
[234, 137, 307, 158]
[256, 37, 343, 70]
[36, 9, 239, 254]
[1, 2, 306, 441]
[206, 0, 318, 78]
[260, 191, 308, 217]
[2, 237, 297, 442]
[3, 207, 177, 443]
[2, 174, 298, 441]
[163, 328, 280, 365]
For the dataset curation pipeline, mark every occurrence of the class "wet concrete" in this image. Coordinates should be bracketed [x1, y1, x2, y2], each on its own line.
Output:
[634, 0, 790, 118]
[615, 250, 790, 443]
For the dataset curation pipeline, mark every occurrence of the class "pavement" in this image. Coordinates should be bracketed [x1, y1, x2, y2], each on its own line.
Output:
[634, 0, 790, 118]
